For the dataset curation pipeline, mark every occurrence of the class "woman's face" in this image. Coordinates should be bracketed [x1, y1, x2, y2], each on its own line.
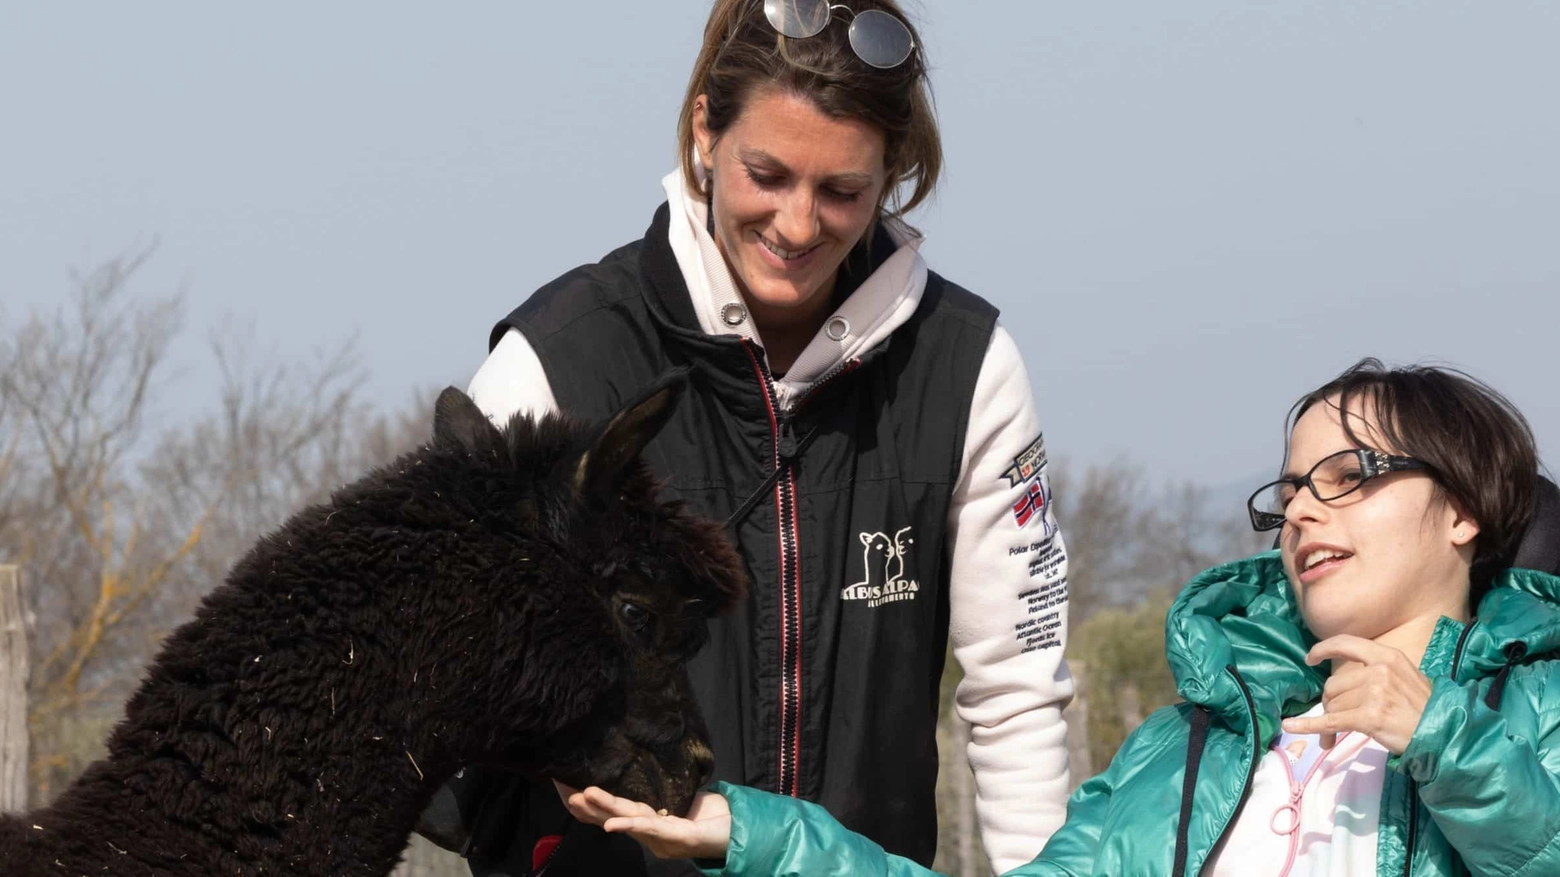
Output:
[1279, 396, 1477, 641]
[693, 87, 888, 321]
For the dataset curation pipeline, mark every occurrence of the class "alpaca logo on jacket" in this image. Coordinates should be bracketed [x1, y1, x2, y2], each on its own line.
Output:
[841, 526, 919, 608]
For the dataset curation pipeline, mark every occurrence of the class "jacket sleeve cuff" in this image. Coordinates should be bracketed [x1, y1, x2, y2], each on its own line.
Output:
[699, 782, 904, 877]
[697, 782, 812, 876]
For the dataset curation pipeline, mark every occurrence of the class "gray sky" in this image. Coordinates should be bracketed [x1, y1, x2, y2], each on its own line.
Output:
[3, 1, 1557, 495]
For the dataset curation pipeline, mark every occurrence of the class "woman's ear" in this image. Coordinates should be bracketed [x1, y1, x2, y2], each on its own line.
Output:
[692, 95, 716, 171]
[1448, 500, 1481, 549]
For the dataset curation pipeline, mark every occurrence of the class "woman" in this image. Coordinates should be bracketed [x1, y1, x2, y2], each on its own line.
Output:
[567, 358, 1560, 876]
[427, 1, 1076, 874]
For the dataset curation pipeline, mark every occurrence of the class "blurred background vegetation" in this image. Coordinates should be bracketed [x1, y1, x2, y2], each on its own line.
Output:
[1, 255, 1269, 875]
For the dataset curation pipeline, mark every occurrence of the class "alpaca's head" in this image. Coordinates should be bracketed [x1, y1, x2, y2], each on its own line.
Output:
[401, 371, 744, 817]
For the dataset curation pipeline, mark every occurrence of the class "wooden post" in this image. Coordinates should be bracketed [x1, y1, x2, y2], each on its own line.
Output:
[0, 565, 27, 813]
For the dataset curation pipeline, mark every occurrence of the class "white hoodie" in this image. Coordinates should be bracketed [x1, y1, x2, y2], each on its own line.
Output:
[467, 167, 1074, 875]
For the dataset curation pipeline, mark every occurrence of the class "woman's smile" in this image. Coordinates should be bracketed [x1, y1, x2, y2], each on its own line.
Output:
[1296, 541, 1354, 584]
[754, 231, 826, 270]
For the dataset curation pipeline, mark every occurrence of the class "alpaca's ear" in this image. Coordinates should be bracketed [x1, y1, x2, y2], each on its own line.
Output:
[433, 387, 504, 456]
[574, 368, 690, 497]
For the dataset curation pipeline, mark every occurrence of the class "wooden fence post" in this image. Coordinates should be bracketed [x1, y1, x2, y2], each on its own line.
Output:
[0, 564, 27, 813]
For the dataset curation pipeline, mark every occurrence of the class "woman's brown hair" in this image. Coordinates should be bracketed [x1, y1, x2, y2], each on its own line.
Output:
[676, 0, 942, 222]
[1289, 358, 1540, 605]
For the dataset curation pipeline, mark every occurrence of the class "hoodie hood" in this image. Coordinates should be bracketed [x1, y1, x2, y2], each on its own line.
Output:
[660, 162, 927, 409]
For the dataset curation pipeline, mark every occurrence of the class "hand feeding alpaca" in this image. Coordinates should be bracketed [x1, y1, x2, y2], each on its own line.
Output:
[0, 373, 744, 876]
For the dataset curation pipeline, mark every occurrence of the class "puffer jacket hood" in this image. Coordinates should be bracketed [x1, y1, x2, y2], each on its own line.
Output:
[1167, 550, 1560, 718]
[1165, 553, 1323, 739]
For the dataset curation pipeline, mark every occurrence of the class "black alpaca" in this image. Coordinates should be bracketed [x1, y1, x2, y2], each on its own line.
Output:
[0, 375, 744, 876]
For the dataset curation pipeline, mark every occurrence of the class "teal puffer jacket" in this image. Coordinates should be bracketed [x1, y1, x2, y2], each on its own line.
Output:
[701, 553, 1560, 877]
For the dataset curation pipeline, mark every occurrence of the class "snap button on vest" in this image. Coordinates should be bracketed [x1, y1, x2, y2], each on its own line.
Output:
[826, 316, 850, 341]
[722, 302, 748, 326]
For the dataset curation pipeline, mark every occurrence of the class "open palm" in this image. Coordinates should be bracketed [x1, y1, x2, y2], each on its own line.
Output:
[558, 783, 732, 861]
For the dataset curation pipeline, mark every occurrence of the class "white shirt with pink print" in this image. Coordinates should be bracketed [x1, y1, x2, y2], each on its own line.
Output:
[1208, 703, 1390, 876]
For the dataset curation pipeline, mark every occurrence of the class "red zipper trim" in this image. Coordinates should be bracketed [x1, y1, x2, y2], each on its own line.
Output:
[737, 347, 862, 798]
[784, 465, 802, 794]
[740, 341, 803, 796]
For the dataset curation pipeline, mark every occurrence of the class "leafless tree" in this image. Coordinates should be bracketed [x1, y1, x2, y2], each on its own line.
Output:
[0, 253, 429, 800]
[1049, 460, 1270, 622]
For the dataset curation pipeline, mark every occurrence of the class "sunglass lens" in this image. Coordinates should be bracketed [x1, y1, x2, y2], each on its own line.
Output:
[765, 0, 832, 39]
[848, 9, 915, 68]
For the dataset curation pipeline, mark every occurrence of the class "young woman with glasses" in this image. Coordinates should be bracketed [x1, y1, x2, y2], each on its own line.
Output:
[566, 358, 1560, 877]
[421, 1, 1077, 874]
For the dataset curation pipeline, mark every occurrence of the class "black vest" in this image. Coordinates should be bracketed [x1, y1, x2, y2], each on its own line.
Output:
[468, 203, 995, 874]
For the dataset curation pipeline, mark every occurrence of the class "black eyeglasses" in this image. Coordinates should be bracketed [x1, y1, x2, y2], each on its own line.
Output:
[763, 0, 917, 69]
[1246, 448, 1432, 532]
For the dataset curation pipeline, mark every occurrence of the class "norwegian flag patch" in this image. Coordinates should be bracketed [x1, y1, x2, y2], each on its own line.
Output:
[1012, 479, 1048, 529]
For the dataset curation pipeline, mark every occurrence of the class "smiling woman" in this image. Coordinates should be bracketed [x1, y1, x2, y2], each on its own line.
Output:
[420, 1, 1077, 875]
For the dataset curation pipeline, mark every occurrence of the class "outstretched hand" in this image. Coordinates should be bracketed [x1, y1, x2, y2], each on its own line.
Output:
[556, 782, 732, 862]
[1280, 634, 1433, 755]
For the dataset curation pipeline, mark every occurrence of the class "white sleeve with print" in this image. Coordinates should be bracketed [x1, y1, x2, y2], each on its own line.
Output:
[466, 327, 560, 425]
[947, 323, 1074, 875]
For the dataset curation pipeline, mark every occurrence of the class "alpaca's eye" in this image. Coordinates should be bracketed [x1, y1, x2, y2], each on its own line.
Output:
[620, 601, 653, 633]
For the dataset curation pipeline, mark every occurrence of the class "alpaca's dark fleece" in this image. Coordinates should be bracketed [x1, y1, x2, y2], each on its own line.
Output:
[0, 378, 744, 876]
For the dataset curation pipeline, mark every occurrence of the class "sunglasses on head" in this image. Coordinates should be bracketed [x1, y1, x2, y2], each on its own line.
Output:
[763, 0, 917, 69]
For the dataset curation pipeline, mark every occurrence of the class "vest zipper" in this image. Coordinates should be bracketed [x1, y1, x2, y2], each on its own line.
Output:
[739, 343, 862, 798]
[739, 341, 804, 797]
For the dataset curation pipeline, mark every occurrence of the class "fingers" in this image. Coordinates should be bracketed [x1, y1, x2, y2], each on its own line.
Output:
[602, 814, 690, 839]
[561, 786, 661, 826]
[590, 786, 663, 819]
[561, 789, 611, 826]
[1321, 683, 1370, 717]
[562, 789, 732, 860]
[1280, 712, 1341, 736]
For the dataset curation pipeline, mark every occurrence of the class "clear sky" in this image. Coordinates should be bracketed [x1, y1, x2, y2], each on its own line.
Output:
[3, 1, 1557, 493]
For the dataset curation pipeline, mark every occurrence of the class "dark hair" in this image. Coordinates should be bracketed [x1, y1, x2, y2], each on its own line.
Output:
[677, 0, 942, 222]
[1288, 358, 1539, 605]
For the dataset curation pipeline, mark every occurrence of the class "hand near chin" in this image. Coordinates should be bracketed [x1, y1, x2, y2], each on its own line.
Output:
[1280, 634, 1433, 755]
[555, 781, 732, 861]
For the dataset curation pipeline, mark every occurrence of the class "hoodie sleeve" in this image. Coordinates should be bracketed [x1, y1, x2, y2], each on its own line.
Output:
[947, 324, 1074, 875]
[466, 327, 560, 424]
